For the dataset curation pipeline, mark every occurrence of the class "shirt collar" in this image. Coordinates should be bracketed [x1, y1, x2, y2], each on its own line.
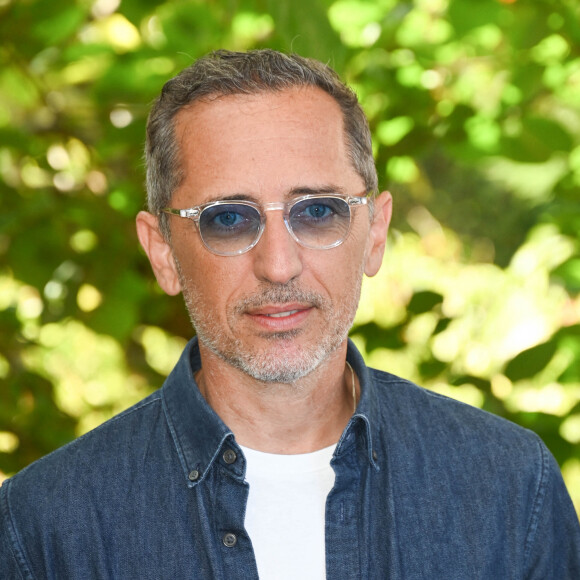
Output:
[161, 337, 380, 487]
[340, 339, 381, 472]
[161, 338, 234, 487]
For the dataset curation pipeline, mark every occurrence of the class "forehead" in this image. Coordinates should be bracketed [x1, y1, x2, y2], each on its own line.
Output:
[175, 86, 345, 142]
[172, 87, 361, 204]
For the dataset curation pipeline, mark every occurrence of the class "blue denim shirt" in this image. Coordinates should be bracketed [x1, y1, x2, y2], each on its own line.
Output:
[1, 338, 579, 579]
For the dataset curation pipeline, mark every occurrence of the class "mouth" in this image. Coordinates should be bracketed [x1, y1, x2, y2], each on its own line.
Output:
[246, 303, 313, 330]
[264, 310, 301, 318]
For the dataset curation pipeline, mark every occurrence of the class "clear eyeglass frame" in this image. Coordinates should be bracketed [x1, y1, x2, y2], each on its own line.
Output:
[161, 192, 370, 256]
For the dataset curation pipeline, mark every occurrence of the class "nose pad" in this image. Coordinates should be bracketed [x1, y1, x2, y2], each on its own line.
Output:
[260, 204, 300, 246]
[252, 208, 303, 284]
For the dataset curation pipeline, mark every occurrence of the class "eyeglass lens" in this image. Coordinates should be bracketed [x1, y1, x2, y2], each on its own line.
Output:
[198, 197, 352, 255]
[199, 203, 261, 255]
[289, 197, 350, 248]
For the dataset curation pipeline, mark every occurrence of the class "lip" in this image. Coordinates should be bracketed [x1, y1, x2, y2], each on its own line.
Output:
[246, 303, 313, 331]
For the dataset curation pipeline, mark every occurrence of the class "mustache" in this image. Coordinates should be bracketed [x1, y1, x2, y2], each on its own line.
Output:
[234, 283, 325, 314]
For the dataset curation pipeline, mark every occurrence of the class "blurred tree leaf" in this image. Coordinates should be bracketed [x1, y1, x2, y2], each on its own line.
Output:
[504, 340, 559, 382]
[31, 6, 87, 45]
[407, 291, 443, 315]
[501, 118, 573, 163]
[552, 258, 580, 292]
[353, 321, 406, 351]
[447, 0, 504, 37]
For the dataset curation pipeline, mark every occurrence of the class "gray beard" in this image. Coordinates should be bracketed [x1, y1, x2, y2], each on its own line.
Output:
[174, 258, 362, 384]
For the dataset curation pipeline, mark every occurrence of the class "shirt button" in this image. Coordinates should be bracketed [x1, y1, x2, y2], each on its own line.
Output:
[372, 450, 378, 461]
[223, 532, 237, 547]
[223, 449, 237, 464]
[188, 470, 200, 481]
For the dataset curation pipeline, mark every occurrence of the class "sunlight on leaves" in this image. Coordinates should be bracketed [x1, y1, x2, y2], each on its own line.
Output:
[70, 230, 98, 254]
[430, 382, 485, 409]
[23, 321, 151, 435]
[485, 156, 569, 202]
[376, 116, 414, 146]
[531, 34, 570, 65]
[231, 13, 274, 47]
[136, 325, 188, 377]
[0, 432, 19, 454]
[561, 459, 580, 515]
[77, 284, 103, 312]
[507, 383, 579, 417]
[560, 414, 580, 445]
[396, 8, 452, 47]
[80, 13, 141, 52]
[328, 0, 391, 47]
[387, 156, 420, 183]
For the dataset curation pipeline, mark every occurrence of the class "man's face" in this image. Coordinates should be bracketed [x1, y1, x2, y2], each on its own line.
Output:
[140, 87, 390, 383]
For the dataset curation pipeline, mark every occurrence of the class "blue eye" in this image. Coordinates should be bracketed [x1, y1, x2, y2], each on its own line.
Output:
[291, 197, 349, 227]
[288, 196, 352, 248]
[214, 210, 244, 228]
[305, 203, 332, 219]
[200, 203, 261, 240]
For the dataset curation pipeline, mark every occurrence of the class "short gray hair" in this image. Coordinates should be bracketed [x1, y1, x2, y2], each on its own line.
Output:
[145, 49, 378, 239]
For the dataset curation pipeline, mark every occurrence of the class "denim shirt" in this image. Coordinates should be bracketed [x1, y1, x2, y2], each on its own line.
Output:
[1, 338, 579, 579]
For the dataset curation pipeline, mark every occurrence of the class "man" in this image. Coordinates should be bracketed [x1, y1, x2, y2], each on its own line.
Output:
[1, 49, 579, 579]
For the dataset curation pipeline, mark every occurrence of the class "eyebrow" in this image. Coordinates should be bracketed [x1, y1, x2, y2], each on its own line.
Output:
[203, 185, 348, 205]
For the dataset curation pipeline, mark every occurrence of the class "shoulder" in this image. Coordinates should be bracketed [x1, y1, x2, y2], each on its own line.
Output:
[369, 366, 539, 452]
[365, 367, 580, 571]
[0, 389, 172, 577]
[366, 367, 576, 525]
[2, 389, 168, 508]
[366, 366, 555, 504]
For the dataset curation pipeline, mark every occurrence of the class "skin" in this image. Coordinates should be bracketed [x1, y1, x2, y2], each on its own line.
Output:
[137, 86, 392, 453]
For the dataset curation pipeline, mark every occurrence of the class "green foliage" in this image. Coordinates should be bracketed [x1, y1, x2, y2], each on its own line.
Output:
[0, 0, 579, 509]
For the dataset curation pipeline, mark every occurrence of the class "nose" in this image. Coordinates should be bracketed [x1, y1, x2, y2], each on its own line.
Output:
[251, 210, 303, 284]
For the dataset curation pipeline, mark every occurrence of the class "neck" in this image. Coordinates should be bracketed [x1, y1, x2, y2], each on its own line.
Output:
[195, 341, 358, 454]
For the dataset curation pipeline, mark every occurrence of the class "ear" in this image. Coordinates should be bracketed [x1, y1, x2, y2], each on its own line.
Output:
[364, 191, 392, 277]
[136, 211, 182, 296]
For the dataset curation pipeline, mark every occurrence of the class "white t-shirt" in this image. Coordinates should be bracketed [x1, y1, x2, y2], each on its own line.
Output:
[240, 444, 336, 579]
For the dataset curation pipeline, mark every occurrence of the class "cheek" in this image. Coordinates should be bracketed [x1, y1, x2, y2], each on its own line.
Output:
[180, 254, 252, 309]
[312, 248, 365, 297]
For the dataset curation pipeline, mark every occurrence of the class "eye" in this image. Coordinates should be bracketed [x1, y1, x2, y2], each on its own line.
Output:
[200, 203, 261, 238]
[214, 210, 244, 227]
[290, 197, 349, 226]
[304, 202, 332, 219]
[288, 196, 352, 248]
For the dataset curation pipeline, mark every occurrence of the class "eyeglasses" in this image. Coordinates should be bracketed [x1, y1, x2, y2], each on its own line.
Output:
[161, 193, 369, 256]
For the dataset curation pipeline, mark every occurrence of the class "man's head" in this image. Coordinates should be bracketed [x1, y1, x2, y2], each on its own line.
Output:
[137, 50, 391, 383]
[145, 49, 378, 240]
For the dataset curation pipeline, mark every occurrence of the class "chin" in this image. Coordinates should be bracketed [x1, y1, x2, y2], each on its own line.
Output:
[202, 331, 344, 384]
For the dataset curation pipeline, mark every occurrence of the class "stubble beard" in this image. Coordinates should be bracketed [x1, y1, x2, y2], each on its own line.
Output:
[174, 257, 363, 384]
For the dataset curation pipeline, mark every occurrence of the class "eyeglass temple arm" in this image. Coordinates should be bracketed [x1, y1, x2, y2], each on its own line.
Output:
[161, 208, 200, 219]
[348, 196, 368, 207]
